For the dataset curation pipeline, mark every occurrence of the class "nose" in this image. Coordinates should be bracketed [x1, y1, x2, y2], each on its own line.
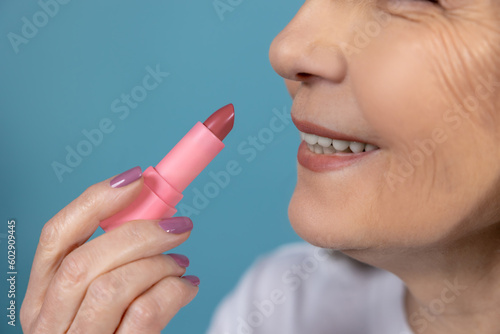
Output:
[269, 2, 348, 85]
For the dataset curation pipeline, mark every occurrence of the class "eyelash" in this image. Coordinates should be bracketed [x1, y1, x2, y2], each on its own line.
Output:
[386, 0, 443, 11]
[408, 0, 441, 6]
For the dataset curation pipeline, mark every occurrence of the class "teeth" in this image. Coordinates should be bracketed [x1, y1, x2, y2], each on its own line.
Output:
[304, 133, 319, 145]
[323, 146, 336, 154]
[317, 136, 332, 148]
[332, 139, 350, 151]
[299, 130, 379, 155]
[349, 141, 365, 153]
[365, 144, 377, 152]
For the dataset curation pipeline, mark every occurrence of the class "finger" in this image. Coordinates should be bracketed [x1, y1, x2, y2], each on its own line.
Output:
[116, 275, 200, 334]
[31, 216, 193, 333]
[21, 166, 143, 325]
[66, 254, 189, 334]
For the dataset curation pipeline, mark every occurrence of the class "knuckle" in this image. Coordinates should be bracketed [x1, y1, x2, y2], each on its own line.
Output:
[122, 221, 151, 244]
[56, 254, 88, 289]
[78, 184, 100, 213]
[67, 324, 86, 334]
[38, 183, 101, 252]
[76, 300, 102, 326]
[30, 314, 53, 334]
[38, 220, 62, 252]
[87, 273, 122, 306]
[128, 299, 160, 328]
[78, 308, 99, 326]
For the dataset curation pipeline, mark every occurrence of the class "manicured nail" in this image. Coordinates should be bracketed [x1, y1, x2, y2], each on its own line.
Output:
[182, 275, 200, 286]
[158, 217, 193, 234]
[110, 166, 142, 188]
[168, 253, 190, 268]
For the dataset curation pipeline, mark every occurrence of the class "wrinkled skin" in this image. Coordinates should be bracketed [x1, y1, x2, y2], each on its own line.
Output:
[269, 0, 500, 332]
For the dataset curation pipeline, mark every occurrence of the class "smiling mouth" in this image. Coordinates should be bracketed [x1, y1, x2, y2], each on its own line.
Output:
[292, 116, 380, 172]
[300, 131, 379, 154]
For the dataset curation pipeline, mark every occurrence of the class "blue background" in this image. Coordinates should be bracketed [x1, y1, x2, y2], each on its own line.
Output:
[0, 0, 304, 333]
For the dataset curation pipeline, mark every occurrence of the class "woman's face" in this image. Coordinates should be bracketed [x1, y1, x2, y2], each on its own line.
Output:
[269, 0, 500, 251]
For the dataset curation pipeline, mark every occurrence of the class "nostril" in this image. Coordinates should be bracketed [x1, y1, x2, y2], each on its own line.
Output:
[296, 72, 311, 79]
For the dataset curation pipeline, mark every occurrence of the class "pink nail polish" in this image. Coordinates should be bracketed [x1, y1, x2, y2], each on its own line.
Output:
[168, 253, 190, 267]
[158, 217, 193, 234]
[182, 275, 200, 286]
[110, 166, 142, 188]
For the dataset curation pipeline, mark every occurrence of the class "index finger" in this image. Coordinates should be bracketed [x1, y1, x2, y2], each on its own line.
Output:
[22, 167, 143, 323]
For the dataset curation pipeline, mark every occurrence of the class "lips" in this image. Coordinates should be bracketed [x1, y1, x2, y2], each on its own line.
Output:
[292, 116, 380, 172]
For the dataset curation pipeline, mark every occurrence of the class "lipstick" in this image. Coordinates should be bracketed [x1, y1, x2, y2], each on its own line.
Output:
[100, 104, 235, 232]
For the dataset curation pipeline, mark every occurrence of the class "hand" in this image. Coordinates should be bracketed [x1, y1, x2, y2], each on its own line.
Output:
[20, 167, 199, 333]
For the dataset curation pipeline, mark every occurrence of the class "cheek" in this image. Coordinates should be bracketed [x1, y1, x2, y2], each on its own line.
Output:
[351, 22, 500, 230]
[351, 29, 461, 200]
[353, 20, 500, 180]
[352, 16, 500, 151]
[352, 30, 441, 147]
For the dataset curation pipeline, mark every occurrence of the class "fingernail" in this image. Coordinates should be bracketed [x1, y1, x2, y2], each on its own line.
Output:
[182, 275, 200, 286]
[110, 166, 142, 188]
[168, 253, 190, 268]
[158, 217, 193, 234]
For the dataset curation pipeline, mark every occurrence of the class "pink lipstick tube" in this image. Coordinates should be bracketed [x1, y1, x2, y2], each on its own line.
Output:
[100, 104, 235, 232]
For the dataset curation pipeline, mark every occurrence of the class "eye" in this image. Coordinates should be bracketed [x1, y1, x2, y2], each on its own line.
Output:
[387, 0, 443, 11]
[409, 0, 439, 3]
[408, 0, 441, 6]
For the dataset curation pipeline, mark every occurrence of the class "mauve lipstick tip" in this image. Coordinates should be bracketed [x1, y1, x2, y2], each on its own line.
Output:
[203, 104, 235, 141]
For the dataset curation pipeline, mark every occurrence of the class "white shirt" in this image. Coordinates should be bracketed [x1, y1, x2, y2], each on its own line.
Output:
[207, 242, 414, 334]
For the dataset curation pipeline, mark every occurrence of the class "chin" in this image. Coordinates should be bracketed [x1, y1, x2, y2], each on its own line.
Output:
[287, 167, 374, 251]
[287, 165, 451, 254]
